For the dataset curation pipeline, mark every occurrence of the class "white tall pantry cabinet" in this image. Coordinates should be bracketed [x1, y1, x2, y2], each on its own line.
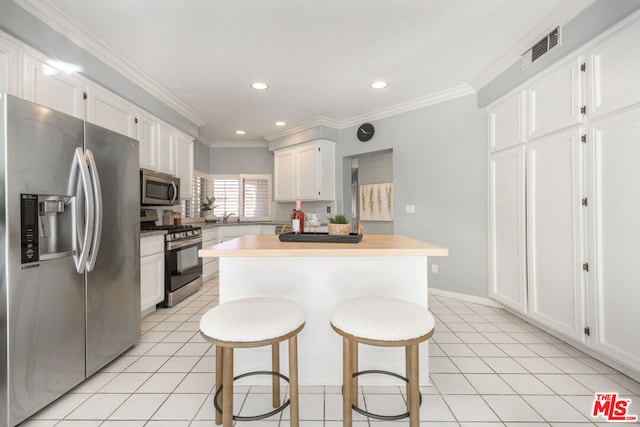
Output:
[488, 14, 640, 378]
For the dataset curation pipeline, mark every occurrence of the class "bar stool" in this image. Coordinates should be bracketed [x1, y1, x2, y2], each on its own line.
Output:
[200, 297, 305, 427]
[330, 296, 435, 427]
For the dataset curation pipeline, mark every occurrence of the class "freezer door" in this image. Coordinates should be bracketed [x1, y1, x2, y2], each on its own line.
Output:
[2, 95, 86, 426]
[84, 123, 140, 376]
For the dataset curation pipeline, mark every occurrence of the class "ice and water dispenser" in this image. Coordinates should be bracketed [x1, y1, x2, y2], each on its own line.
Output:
[20, 193, 74, 264]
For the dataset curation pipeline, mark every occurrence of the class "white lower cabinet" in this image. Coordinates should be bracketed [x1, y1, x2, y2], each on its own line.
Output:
[526, 129, 586, 341]
[488, 146, 527, 314]
[202, 228, 219, 281]
[140, 235, 165, 315]
[587, 107, 640, 373]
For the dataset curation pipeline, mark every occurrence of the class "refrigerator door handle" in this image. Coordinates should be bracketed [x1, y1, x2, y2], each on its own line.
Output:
[70, 147, 95, 273]
[85, 149, 102, 272]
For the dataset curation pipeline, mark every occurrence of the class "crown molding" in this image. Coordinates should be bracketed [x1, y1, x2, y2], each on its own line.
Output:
[264, 84, 475, 144]
[471, 0, 596, 90]
[339, 84, 476, 129]
[15, 0, 208, 127]
[211, 140, 269, 149]
[264, 116, 341, 142]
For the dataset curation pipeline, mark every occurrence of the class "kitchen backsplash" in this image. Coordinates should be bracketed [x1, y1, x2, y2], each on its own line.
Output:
[272, 201, 337, 224]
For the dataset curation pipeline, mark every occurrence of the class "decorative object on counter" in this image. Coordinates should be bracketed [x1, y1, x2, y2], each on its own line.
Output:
[305, 213, 321, 231]
[360, 182, 393, 221]
[279, 227, 363, 244]
[173, 217, 182, 225]
[201, 196, 218, 223]
[292, 200, 305, 234]
[163, 209, 174, 225]
[328, 213, 350, 236]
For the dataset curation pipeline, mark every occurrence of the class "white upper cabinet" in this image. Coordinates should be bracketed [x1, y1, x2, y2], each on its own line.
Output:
[488, 145, 527, 314]
[526, 129, 585, 341]
[488, 90, 526, 152]
[0, 35, 19, 96]
[587, 106, 640, 373]
[588, 17, 640, 119]
[21, 52, 85, 119]
[174, 132, 194, 198]
[86, 84, 137, 138]
[137, 112, 158, 171]
[273, 140, 335, 201]
[157, 122, 175, 176]
[528, 55, 584, 140]
[274, 149, 295, 201]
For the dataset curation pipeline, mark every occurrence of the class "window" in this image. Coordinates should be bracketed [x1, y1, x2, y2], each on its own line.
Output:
[182, 172, 272, 221]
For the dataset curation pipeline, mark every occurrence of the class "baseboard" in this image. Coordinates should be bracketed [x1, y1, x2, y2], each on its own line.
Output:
[428, 288, 502, 308]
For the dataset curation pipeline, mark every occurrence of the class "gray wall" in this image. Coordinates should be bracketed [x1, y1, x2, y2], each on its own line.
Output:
[209, 147, 274, 175]
[337, 94, 488, 297]
[193, 140, 211, 173]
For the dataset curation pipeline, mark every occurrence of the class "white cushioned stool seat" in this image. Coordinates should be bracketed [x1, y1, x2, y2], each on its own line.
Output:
[330, 296, 435, 427]
[200, 297, 305, 343]
[331, 296, 435, 341]
[199, 297, 305, 427]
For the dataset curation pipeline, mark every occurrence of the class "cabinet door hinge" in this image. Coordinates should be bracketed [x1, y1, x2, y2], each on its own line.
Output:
[583, 262, 589, 272]
[581, 134, 587, 143]
[581, 105, 587, 115]
[83, 92, 87, 100]
[135, 117, 139, 124]
[582, 197, 588, 207]
[584, 326, 590, 336]
[318, 147, 321, 152]
[581, 63, 586, 72]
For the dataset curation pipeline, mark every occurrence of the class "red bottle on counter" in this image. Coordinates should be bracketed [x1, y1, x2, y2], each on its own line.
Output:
[292, 200, 305, 234]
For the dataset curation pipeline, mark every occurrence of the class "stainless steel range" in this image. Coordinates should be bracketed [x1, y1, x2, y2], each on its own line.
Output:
[141, 209, 202, 307]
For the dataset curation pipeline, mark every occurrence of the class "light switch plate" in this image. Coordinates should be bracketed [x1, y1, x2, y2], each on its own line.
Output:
[405, 205, 416, 214]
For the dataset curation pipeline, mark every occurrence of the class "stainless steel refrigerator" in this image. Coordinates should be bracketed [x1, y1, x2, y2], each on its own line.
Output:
[0, 94, 140, 427]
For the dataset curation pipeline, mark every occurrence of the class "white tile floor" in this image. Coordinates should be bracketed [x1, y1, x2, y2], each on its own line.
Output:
[21, 277, 640, 426]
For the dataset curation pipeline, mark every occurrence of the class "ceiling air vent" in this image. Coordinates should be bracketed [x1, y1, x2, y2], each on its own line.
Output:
[522, 27, 560, 70]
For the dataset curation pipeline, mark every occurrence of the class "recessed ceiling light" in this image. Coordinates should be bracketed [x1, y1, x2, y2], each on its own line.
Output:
[251, 82, 269, 90]
[235, 130, 246, 135]
[370, 81, 388, 89]
[274, 121, 286, 127]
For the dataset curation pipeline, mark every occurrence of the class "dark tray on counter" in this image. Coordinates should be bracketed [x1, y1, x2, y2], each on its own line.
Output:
[278, 232, 362, 243]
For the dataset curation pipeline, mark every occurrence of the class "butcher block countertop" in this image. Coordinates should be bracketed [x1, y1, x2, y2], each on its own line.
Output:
[199, 234, 448, 258]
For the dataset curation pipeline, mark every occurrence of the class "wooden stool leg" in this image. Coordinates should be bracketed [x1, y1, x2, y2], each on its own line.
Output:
[222, 346, 234, 427]
[342, 337, 353, 427]
[272, 342, 280, 407]
[407, 344, 420, 427]
[288, 335, 300, 427]
[351, 340, 358, 405]
[215, 346, 223, 425]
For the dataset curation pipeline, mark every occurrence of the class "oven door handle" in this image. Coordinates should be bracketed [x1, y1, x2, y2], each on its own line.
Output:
[166, 237, 202, 251]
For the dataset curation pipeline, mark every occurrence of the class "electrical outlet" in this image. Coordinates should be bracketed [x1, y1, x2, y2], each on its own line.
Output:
[326, 206, 331, 213]
[431, 264, 439, 274]
[405, 205, 416, 214]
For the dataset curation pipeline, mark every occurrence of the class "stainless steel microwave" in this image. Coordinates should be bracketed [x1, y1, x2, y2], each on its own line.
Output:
[140, 169, 180, 206]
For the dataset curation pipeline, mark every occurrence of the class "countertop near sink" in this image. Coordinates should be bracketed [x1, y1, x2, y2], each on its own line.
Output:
[196, 221, 287, 230]
[140, 229, 167, 237]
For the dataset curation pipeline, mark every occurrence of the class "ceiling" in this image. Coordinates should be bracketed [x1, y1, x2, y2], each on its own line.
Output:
[20, 0, 594, 145]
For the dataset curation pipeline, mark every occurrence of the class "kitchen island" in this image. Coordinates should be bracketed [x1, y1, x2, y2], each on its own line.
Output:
[199, 234, 447, 385]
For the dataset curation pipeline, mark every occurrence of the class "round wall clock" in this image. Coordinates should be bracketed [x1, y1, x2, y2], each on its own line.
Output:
[356, 123, 375, 142]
